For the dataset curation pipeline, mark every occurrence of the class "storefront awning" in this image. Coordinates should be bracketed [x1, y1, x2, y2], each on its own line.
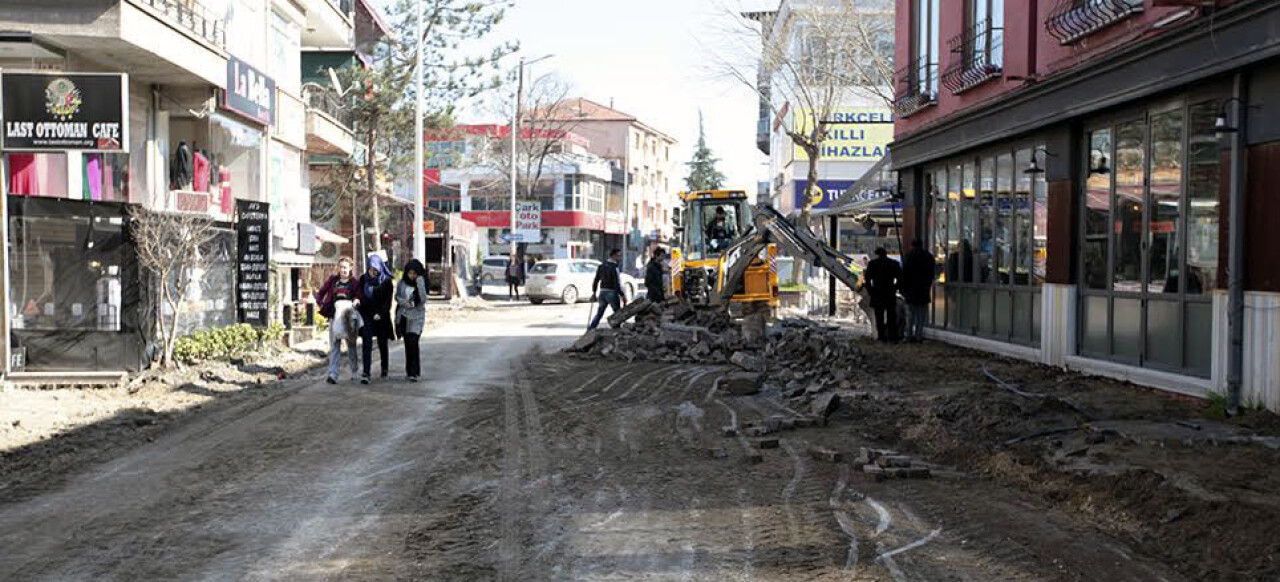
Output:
[814, 152, 897, 217]
[314, 225, 348, 244]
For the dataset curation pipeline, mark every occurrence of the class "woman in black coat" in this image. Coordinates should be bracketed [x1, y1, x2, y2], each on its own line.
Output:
[356, 253, 395, 383]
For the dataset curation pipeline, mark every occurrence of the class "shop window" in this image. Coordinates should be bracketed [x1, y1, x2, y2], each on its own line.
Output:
[7, 153, 130, 202]
[977, 157, 996, 284]
[1077, 100, 1219, 377]
[994, 153, 1012, 284]
[7, 153, 68, 198]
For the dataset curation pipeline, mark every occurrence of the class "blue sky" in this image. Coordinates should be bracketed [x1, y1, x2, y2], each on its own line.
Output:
[378, 0, 775, 188]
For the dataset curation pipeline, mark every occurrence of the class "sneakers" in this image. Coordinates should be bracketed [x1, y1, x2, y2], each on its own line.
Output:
[360, 375, 370, 385]
[326, 376, 337, 385]
[407, 376, 419, 383]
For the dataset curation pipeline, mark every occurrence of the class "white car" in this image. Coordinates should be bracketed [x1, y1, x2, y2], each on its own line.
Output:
[525, 259, 638, 304]
[480, 256, 510, 283]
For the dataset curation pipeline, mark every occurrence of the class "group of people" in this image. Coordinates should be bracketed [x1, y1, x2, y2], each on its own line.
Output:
[316, 254, 429, 384]
[862, 240, 937, 343]
[585, 247, 670, 330]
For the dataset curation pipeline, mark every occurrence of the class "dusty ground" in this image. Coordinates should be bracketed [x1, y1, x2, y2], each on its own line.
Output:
[0, 299, 1275, 580]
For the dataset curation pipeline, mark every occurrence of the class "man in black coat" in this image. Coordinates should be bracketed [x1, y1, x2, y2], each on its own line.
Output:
[864, 247, 903, 342]
[644, 249, 668, 303]
[901, 239, 937, 343]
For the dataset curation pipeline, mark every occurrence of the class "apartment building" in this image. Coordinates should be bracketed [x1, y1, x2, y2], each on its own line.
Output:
[0, 0, 381, 375]
[891, 0, 1280, 411]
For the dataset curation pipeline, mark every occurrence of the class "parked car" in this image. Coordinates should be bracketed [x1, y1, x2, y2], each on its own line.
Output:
[525, 259, 638, 304]
[480, 256, 510, 283]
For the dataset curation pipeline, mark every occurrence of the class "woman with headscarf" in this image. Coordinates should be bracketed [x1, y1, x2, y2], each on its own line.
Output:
[356, 253, 394, 383]
[396, 259, 429, 382]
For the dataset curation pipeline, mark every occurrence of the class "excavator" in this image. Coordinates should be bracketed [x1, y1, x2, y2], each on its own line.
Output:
[670, 190, 862, 315]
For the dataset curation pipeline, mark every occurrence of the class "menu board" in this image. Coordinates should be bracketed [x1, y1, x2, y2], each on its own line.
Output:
[236, 200, 270, 325]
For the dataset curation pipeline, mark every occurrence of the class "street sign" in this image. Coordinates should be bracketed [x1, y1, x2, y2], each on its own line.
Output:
[501, 232, 524, 243]
[515, 201, 541, 242]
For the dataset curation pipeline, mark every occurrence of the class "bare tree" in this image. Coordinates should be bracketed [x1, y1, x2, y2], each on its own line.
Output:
[711, 0, 894, 213]
[131, 207, 218, 368]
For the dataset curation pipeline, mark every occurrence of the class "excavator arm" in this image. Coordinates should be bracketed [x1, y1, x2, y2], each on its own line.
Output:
[715, 205, 861, 306]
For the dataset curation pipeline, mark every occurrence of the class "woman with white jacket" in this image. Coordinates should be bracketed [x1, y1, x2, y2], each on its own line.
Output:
[396, 259, 429, 382]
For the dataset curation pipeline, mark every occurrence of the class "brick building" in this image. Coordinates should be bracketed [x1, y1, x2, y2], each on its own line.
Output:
[891, 0, 1280, 411]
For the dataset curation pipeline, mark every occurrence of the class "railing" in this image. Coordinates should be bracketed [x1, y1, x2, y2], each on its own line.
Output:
[1046, 0, 1144, 44]
[893, 56, 938, 118]
[302, 84, 355, 130]
[329, 0, 355, 16]
[137, 0, 226, 48]
[943, 20, 1004, 94]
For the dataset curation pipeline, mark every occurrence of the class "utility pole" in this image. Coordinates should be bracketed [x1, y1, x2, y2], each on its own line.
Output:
[412, 0, 425, 263]
[509, 56, 524, 265]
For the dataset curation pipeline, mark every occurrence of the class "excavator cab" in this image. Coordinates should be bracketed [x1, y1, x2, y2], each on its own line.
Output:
[672, 190, 777, 310]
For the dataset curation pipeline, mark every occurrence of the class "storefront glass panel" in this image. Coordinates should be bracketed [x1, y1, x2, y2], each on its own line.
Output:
[1081, 295, 1109, 356]
[1186, 101, 1221, 295]
[1113, 121, 1145, 293]
[978, 157, 995, 284]
[1084, 130, 1112, 290]
[1147, 110, 1183, 294]
[1146, 298, 1181, 369]
[995, 153, 1013, 285]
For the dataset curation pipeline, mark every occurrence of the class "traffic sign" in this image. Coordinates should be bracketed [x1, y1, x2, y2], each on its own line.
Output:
[501, 232, 524, 243]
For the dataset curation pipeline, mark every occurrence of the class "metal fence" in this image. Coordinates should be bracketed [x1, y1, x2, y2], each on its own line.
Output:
[137, 0, 226, 48]
[302, 84, 355, 130]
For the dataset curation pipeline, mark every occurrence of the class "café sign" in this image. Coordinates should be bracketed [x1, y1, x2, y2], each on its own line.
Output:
[2, 72, 128, 151]
[222, 55, 275, 125]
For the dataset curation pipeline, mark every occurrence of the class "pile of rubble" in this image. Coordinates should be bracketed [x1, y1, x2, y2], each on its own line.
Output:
[566, 297, 869, 401]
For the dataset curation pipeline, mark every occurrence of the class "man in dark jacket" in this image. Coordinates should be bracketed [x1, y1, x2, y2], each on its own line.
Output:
[588, 249, 628, 330]
[901, 239, 936, 343]
[644, 249, 668, 303]
[864, 247, 903, 342]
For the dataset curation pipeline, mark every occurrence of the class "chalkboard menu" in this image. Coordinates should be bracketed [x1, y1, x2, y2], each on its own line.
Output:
[236, 200, 270, 325]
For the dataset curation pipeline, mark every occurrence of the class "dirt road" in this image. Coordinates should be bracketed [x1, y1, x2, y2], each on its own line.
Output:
[0, 302, 1253, 580]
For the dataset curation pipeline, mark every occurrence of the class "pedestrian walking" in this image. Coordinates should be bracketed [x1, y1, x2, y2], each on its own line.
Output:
[505, 257, 522, 300]
[588, 249, 628, 330]
[316, 257, 360, 384]
[864, 247, 903, 342]
[396, 259, 429, 382]
[901, 239, 937, 343]
[356, 253, 394, 384]
[645, 248, 668, 303]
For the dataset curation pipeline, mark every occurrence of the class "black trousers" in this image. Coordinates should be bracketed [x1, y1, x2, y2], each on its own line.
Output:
[403, 332, 421, 378]
[507, 277, 520, 299]
[873, 305, 898, 341]
[361, 324, 389, 376]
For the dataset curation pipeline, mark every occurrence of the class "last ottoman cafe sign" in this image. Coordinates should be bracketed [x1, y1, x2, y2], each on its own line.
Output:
[2, 72, 128, 151]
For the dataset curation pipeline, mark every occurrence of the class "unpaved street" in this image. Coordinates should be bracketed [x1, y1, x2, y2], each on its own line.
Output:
[0, 302, 1270, 580]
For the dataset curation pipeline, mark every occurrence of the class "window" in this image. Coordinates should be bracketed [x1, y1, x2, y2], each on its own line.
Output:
[913, 0, 941, 95]
[968, 0, 1003, 68]
[1078, 100, 1220, 377]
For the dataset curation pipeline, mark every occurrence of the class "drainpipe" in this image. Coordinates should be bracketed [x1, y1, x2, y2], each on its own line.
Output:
[1227, 72, 1248, 416]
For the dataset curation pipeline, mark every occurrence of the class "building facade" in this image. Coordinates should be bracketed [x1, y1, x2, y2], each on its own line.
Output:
[892, 0, 1280, 411]
[0, 0, 379, 375]
[544, 99, 679, 272]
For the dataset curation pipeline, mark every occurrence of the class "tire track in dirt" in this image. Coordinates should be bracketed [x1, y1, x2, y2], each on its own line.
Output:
[497, 367, 526, 581]
[780, 440, 806, 547]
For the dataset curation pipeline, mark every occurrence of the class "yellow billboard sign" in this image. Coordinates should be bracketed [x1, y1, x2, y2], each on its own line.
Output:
[793, 107, 893, 161]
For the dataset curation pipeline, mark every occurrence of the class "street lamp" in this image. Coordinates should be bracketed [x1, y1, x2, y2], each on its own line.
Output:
[509, 54, 554, 264]
[412, 0, 425, 263]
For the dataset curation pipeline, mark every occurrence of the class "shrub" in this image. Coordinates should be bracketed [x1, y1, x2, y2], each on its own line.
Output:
[173, 323, 287, 365]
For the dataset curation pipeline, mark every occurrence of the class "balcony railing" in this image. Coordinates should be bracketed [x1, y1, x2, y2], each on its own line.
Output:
[943, 20, 1004, 94]
[329, 0, 355, 16]
[302, 84, 355, 130]
[136, 0, 226, 48]
[893, 56, 938, 118]
[1046, 0, 1144, 45]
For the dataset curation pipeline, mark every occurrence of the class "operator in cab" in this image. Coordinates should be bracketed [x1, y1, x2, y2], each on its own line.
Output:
[705, 206, 737, 253]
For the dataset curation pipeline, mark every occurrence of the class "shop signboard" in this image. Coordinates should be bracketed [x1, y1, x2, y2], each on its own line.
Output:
[792, 107, 892, 161]
[515, 201, 541, 243]
[236, 200, 271, 326]
[1, 72, 128, 151]
[223, 55, 275, 125]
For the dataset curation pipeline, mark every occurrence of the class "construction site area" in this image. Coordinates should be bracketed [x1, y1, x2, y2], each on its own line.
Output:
[1, 299, 1277, 581]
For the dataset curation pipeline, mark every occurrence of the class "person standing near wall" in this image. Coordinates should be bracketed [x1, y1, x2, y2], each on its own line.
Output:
[356, 253, 394, 384]
[864, 247, 903, 342]
[396, 259, 429, 382]
[317, 257, 360, 384]
[901, 239, 936, 343]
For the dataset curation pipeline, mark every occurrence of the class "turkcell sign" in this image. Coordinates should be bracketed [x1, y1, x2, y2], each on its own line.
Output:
[794, 180, 854, 210]
[2, 72, 128, 151]
[793, 106, 893, 161]
[222, 55, 275, 125]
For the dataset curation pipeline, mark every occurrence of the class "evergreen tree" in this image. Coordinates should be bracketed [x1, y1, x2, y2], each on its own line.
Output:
[685, 111, 726, 191]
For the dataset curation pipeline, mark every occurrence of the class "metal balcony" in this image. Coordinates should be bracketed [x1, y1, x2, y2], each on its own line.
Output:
[135, 0, 225, 48]
[893, 57, 938, 118]
[302, 84, 355, 129]
[1046, 0, 1144, 44]
[943, 20, 1003, 94]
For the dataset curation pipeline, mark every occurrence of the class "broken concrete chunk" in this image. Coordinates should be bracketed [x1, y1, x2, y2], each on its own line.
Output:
[606, 298, 653, 328]
[875, 455, 912, 469]
[729, 351, 763, 372]
[708, 447, 730, 459]
[811, 393, 841, 419]
[793, 417, 818, 429]
[755, 437, 780, 449]
[744, 449, 764, 464]
[809, 446, 842, 463]
[744, 425, 774, 437]
[764, 415, 785, 431]
[721, 426, 740, 437]
[718, 372, 762, 396]
[569, 329, 609, 352]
